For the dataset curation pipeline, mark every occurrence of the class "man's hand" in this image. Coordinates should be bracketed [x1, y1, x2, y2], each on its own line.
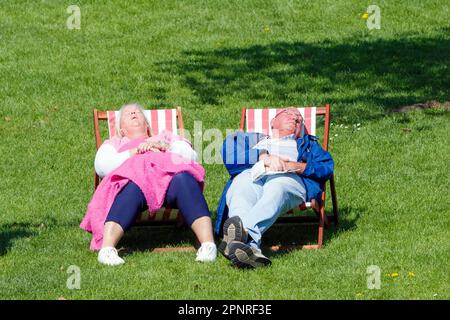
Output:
[284, 161, 307, 174]
[259, 153, 307, 173]
[261, 154, 289, 172]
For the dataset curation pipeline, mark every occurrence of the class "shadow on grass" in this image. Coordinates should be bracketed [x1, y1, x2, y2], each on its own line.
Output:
[262, 206, 363, 258]
[158, 31, 450, 123]
[117, 206, 362, 258]
[119, 225, 198, 255]
[0, 223, 37, 256]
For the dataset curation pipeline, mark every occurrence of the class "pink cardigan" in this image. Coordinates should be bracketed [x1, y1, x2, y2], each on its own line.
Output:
[80, 135, 205, 251]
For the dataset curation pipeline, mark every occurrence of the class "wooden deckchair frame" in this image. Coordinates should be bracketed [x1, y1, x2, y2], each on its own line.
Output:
[240, 104, 338, 250]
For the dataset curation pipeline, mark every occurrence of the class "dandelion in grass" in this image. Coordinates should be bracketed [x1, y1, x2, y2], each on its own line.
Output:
[408, 272, 415, 277]
[361, 12, 369, 19]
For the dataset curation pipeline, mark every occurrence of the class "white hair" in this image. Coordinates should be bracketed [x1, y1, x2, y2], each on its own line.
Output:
[116, 103, 151, 138]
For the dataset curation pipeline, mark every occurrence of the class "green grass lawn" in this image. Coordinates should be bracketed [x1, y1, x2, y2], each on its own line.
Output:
[0, 0, 449, 299]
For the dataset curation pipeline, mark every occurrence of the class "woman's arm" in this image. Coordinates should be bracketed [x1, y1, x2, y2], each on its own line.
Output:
[94, 143, 137, 178]
[169, 140, 198, 162]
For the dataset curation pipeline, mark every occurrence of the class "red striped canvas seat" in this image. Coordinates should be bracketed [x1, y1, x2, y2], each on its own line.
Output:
[106, 109, 179, 138]
[243, 107, 319, 215]
[105, 108, 182, 223]
[245, 107, 317, 136]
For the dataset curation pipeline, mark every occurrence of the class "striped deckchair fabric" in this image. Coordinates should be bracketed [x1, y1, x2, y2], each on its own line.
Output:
[106, 109, 179, 138]
[93, 107, 185, 224]
[245, 107, 317, 136]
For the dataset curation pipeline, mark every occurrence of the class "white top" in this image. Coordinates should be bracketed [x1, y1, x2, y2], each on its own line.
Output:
[94, 140, 198, 178]
[250, 134, 299, 181]
[252, 134, 299, 161]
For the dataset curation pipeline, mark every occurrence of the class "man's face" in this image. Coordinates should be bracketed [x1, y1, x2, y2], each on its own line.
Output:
[271, 108, 303, 138]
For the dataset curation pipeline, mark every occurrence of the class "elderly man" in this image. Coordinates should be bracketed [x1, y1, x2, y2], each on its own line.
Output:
[216, 108, 334, 268]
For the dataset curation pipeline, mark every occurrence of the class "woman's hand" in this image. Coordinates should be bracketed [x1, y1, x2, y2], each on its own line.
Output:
[129, 147, 139, 156]
[137, 142, 161, 153]
[136, 141, 168, 154]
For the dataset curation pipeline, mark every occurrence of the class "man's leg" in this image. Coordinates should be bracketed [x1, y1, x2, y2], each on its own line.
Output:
[220, 169, 264, 257]
[226, 169, 263, 219]
[228, 173, 306, 268]
[241, 173, 306, 249]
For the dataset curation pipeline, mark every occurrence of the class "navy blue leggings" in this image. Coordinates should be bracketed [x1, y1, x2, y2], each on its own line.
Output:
[105, 172, 210, 231]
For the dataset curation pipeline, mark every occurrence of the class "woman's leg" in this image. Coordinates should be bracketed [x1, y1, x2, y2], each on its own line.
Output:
[166, 172, 216, 261]
[190, 216, 214, 244]
[166, 172, 213, 241]
[99, 181, 147, 265]
[102, 222, 125, 249]
[103, 181, 148, 247]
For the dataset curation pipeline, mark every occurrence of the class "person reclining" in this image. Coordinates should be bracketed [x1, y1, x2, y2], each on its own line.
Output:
[216, 107, 334, 268]
[80, 103, 217, 266]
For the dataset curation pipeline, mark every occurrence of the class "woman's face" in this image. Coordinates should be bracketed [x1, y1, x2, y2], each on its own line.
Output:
[120, 105, 148, 137]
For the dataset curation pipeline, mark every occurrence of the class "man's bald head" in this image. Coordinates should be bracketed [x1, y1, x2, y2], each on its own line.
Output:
[270, 107, 304, 138]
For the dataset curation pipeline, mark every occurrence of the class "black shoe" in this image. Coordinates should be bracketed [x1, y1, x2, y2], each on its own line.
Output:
[218, 216, 247, 259]
[228, 241, 271, 269]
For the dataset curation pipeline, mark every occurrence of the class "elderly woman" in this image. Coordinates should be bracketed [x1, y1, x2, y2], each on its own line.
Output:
[80, 103, 216, 266]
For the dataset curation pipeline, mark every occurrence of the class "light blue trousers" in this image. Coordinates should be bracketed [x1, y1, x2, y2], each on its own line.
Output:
[226, 169, 306, 248]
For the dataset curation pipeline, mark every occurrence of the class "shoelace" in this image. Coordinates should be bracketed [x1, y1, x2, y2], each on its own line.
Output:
[105, 247, 118, 259]
[196, 246, 205, 257]
[197, 245, 214, 257]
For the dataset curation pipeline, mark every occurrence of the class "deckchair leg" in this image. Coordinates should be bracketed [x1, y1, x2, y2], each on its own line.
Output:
[330, 174, 339, 226]
[298, 203, 325, 250]
[94, 171, 99, 190]
[317, 203, 325, 248]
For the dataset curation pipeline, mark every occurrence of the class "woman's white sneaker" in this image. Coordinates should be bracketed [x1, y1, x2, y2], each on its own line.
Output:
[98, 247, 125, 266]
[195, 242, 217, 262]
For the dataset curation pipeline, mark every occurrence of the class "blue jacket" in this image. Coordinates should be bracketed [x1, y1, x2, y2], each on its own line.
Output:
[214, 131, 334, 236]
